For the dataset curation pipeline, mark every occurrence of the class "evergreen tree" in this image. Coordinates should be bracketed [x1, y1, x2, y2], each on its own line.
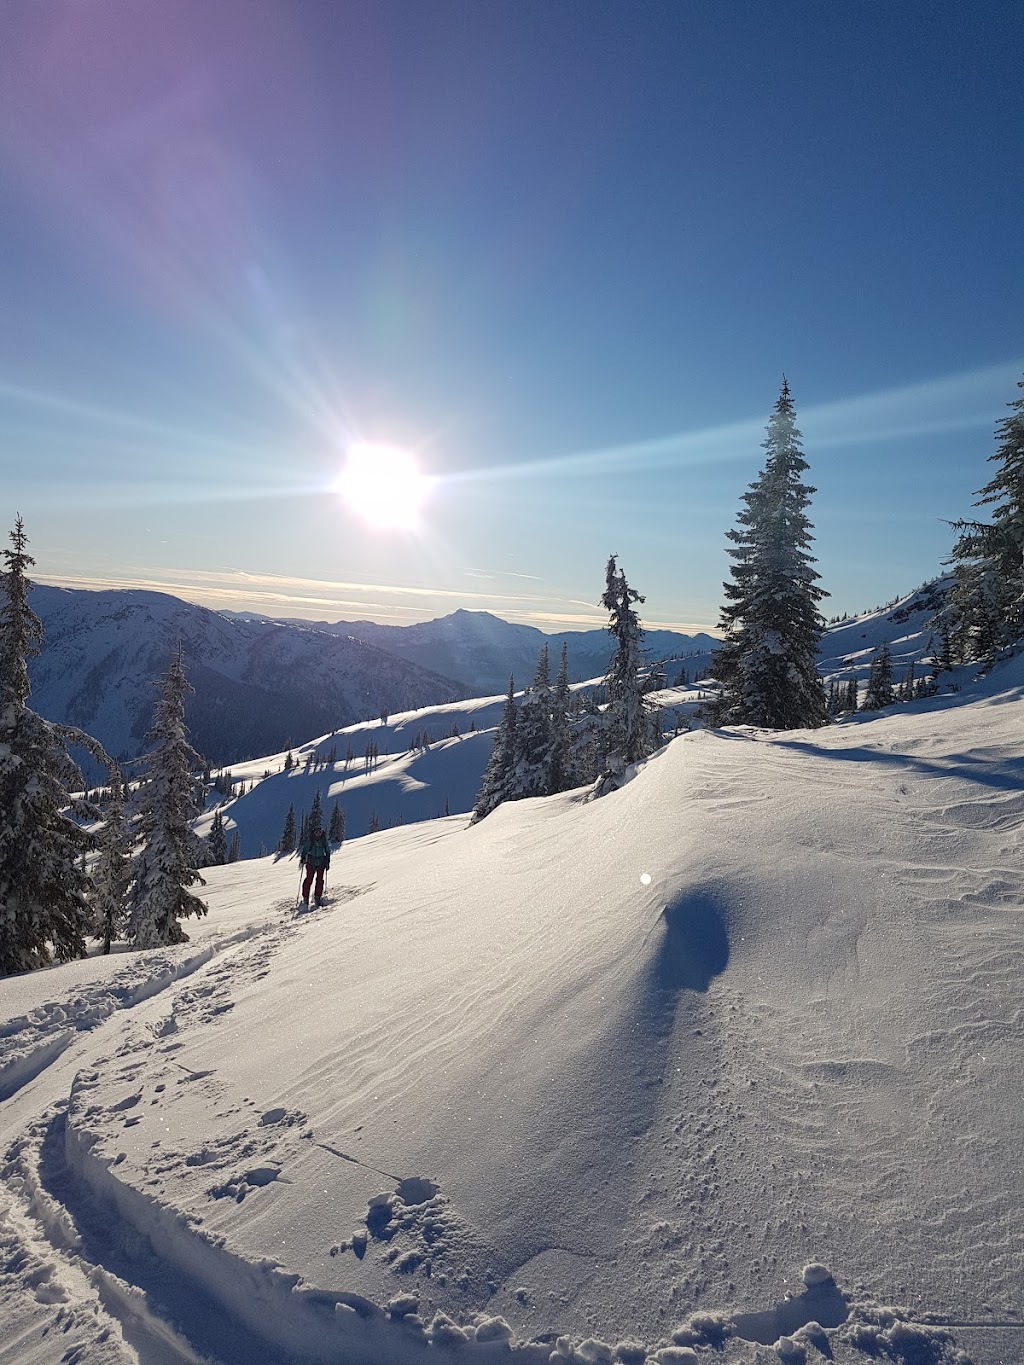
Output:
[125, 647, 207, 948]
[207, 808, 227, 865]
[899, 660, 916, 702]
[861, 642, 896, 711]
[227, 829, 241, 863]
[91, 769, 132, 954]
[471, 676, 518, 822]
[279, 804, 296, 854]
[367, 809, 380, 834]
[945, 375, 1024, 663]
[1, 518, 104, 974]
[511, 643, 554, 799]
[308, 789, 324, 840]
[328, 801, 345, 844]
[710, 380, 828, 729]
[595, 554, 660, 791]
[548, 642, 573, 795]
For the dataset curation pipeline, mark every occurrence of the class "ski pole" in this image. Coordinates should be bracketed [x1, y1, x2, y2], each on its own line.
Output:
[296, 859, 305, 908]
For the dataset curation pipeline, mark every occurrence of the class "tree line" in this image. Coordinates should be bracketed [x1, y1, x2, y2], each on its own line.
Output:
[1, 518, 207, 973]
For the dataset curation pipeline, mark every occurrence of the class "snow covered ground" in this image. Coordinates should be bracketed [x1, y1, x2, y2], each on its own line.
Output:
[196, 582, 947, 865]
[4, 653, 1023, 1363]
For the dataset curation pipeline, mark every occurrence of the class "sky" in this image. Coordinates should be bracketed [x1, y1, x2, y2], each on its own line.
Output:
[1, 0, 1022, 634]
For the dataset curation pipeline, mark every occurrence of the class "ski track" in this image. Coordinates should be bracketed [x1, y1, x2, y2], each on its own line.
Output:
[0, 893, 559, 1364]
[3, 716, 1020, 1362]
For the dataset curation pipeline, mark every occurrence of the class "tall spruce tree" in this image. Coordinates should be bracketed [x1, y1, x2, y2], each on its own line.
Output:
[512, 644, 555, 799]
[548, 642, 573, 795]
[278, 804, 296, 854]
[861, 642, 895, 711]
[472, 676, 518, 821]
[945, 374, 1024, 664]
[711, 380, 828, 729]
[307, 789, 324, 840]
[126, 647, 207, 948]
[595, 554, 660, 793]
[328, 801, 345, 844]
[1, 518, 105, 975]
[206, 808, 227, 865]
[92, 769, 133, 954]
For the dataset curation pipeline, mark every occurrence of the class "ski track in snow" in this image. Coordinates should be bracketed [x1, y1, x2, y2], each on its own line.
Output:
[6, 676, 1024, 1361]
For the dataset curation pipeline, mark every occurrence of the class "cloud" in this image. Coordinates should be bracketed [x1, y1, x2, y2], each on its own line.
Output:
[37, 567, 721, 636]
[443, 358, 1024, 485]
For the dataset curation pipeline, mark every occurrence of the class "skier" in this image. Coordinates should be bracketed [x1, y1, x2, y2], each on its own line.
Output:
[298, 825, 331, 907]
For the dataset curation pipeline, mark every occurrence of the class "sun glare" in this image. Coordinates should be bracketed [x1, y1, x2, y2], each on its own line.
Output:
[337, 442, 431, 529]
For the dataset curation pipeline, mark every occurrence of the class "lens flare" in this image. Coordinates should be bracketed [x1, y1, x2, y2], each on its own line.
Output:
[336, 443, 431, 529]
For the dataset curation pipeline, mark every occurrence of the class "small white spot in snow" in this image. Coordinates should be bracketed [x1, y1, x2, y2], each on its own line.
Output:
[640, 872, 652, 885]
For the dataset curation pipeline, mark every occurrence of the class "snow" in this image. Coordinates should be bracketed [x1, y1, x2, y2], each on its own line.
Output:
[4, 642, 1024, 1361]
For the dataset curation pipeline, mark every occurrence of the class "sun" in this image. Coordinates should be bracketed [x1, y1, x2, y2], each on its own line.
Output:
[336, 442, 431, 529]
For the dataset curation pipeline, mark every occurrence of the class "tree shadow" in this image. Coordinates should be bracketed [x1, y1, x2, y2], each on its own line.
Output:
[650, 891, 730, 993]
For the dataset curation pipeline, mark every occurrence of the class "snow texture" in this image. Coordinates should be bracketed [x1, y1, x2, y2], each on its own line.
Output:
[3, 632, 1023, 1362]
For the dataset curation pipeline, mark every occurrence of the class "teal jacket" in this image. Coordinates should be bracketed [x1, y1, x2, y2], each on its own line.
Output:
[300, 830, 330, 870]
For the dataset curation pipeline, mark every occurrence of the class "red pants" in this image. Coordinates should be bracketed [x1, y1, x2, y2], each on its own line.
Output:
[302, 864, 325, 901]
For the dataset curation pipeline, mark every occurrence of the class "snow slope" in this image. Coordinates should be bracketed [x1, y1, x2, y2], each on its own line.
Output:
[196, 577, 950, 863]
[3, 662, 1023, 1363]
[28, 585, 470, 775]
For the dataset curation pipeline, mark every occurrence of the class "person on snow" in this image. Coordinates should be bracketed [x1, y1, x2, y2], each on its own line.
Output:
[299, 826, 330, 906]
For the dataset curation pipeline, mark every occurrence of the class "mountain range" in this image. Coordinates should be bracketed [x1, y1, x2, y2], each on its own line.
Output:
[28, 585, 471, 775]
[30, 587, 714, 774]
[249, 607, 718, 693]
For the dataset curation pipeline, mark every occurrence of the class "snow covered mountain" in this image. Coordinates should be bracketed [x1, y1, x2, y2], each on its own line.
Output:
[198, 583, 955, 862]
[4, 646, 1020, 1363]
[28, 585, 470, 775]
[274, 608, 719, 695]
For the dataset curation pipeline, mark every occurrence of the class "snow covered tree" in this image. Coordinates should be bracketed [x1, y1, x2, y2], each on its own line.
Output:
[945, 375, 1024, 664]
[548, 642, 573, 795]
[0, 517, 106, 975]
[278, 804, 296, 854]
[206, 808, 227, 865]
[472, 676, 518, 822]
[328, 801, 345, 844]
[307, 789, 324, 840]
[594, 555, 660, 793]
[511, 643, 555, 799]
[91, 769, 132, 954]
[125, 646, 207, 948]
[710, 380, 828, 729]
[861, 642, 895, 711]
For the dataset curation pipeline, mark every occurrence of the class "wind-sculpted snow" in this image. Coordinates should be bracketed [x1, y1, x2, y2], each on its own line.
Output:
[8, 654, 1024, 1361]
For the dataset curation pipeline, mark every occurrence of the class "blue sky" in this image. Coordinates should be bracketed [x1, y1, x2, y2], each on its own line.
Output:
[1, 0, 1021, 633]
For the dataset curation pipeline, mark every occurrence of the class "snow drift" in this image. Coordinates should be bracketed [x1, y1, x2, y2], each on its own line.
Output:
[4, 656, 1023, 1362]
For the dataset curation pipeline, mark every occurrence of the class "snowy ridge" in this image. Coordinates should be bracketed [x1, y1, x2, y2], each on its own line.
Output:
[198, 580, 952, 862]
[28, 584, 470, 775]
[270, 607, 717, 698]
[6, 653, 1024, 1361]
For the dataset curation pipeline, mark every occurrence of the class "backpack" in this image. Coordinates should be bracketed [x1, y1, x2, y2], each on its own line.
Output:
[304, 832, 330, 869]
